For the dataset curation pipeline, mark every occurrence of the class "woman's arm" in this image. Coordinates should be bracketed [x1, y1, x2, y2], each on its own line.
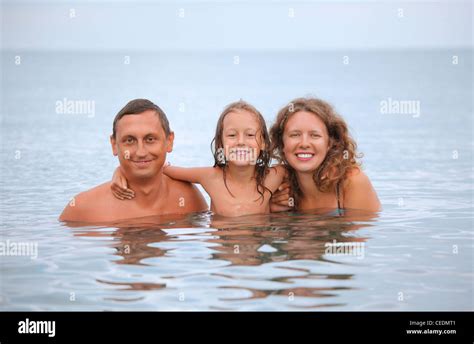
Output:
[343, 169, 381, 212]
[268, 167, 294, 212]
[270, 181, 293, 211]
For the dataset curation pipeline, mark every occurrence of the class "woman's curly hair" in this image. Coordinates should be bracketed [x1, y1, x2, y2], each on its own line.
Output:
[269, 97, 362, 208]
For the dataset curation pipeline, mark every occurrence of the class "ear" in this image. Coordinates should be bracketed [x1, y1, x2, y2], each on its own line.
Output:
[110, 135, 118, 156]
[166, 131, 175, 153]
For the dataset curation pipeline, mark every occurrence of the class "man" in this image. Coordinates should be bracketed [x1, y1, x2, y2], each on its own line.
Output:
[59, 99, 208, 223]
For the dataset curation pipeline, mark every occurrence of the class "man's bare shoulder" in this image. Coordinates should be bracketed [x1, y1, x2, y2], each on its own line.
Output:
[59, 182, 113, 222]
[166, 177, 208, 212]
[73, 182, 114, 204]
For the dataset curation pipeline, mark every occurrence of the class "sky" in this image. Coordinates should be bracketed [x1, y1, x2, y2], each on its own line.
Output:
[1, 0, 472, 51]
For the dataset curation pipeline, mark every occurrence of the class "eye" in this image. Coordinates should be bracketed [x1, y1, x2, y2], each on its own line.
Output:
[125, 137, 135, 144]
[146, 136, 156, 143]
[311, 133, 321, 138]
[247, 133, 255, 137]
[289, 133, 300, 138]
[227, 134, 236, 138]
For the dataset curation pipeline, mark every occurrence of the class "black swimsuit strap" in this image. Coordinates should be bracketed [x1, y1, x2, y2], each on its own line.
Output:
[336, 181, 342, 210]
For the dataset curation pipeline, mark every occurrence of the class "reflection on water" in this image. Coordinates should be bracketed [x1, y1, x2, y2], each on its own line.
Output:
[58, 210, 375, 310]
[1, 206, 472, 311]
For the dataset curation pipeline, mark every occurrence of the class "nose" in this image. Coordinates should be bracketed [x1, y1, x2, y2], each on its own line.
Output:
[135, 140, 148, 158]
[237, 133, 245, 146]
[298, 133, 310, 149]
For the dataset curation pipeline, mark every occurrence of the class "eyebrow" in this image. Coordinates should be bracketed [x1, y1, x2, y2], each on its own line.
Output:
[225, 128, 258, 132]
[121, 133, 160, 139]
[287, 129, 323, 134]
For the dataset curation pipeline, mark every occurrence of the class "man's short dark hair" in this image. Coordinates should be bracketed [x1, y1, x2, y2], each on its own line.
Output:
[112, 99, 171, 138]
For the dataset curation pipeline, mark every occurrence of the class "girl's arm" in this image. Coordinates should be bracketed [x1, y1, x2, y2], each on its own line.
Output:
[163, 165, 213, 185]
[110, 165, 214, 200]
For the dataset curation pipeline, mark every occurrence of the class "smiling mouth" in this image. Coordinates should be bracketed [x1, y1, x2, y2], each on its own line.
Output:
[295, 153, 314, 161]
[131, 159, 155, 166]
[228, 148, 256, 160]
[230, 148, 252, 154]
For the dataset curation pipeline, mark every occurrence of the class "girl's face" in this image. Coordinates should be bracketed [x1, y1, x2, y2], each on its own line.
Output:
[222, 110, 264, 167]
[282, 111, 330, 174]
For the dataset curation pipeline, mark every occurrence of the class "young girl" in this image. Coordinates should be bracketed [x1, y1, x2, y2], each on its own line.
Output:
[111, 100, 286, 217]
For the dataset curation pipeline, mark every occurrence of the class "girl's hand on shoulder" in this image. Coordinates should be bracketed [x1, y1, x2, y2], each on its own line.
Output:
[111, 167, 135, 200]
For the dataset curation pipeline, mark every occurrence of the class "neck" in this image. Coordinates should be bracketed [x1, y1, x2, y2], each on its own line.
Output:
[225, 164, 255, 184]
[296, 171, 320, 200]
[126, 171, 167, 207]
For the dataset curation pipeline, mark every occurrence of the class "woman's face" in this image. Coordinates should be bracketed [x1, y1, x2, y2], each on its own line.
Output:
[282, 111, 330, 173]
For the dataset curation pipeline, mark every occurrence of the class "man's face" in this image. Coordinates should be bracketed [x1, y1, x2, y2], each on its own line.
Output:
[110, 110, 174, 180]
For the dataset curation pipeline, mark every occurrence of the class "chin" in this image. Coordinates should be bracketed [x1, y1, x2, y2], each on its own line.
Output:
[228, 160, 254, 167]
[287, 160, 319, 173]
[294, 166, 316, 173]
[132, 165, 161, 177]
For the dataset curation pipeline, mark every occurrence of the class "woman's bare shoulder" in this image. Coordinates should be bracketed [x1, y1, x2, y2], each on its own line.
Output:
[342, 167, 381, 211]
[344, 167, 368, 185]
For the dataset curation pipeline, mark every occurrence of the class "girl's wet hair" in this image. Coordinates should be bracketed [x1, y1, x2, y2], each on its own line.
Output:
[269, 97, 362, 208]
[211, 100, 272, 203]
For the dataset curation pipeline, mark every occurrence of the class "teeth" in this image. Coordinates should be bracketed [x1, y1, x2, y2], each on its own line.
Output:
[297, 153, 313, 158]
[233, 149, 250, 153]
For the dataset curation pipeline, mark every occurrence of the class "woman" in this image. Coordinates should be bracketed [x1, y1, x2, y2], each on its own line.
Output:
[269, 97, 381, 213]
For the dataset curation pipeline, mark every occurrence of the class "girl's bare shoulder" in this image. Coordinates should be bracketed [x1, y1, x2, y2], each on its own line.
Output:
[266, 164, 287, 178]
[264, 164, 287, 192]
[197, 166, 224, 188]
[209, 166, 224, 178]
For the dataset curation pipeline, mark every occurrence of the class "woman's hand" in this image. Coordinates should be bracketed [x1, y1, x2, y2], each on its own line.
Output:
[270, 181, 294, 212]
[111, 167, 135, 200]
